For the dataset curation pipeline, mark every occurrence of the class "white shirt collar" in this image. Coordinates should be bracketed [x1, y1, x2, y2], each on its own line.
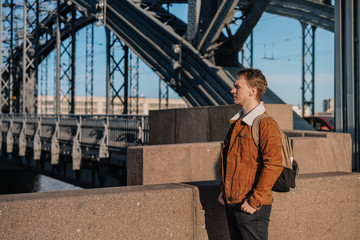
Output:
[230, 103, 265, 126]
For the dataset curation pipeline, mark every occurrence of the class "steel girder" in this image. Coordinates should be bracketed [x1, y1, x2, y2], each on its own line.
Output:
[159, 77, 169, 109]
[334, 0, 359, 171]
[129, 52, 140, 114]
[240, 32, 253, 68]
[0, 0, 14, 114]
[21, 0, 39, 114]
[0, 1, 96, 114]
[1, 0, 335, 110]
[197, 0, 240, 54]
[133, 0, 335, 32]
[105, 29, 129, 114]
[265, 0, 334, 32]
[85, 23, 94, 115]
[54, 0, 77, 115]
[0, 113, 149, 187]
[101, 0, 233, 106]
[301, 24, 316, 117]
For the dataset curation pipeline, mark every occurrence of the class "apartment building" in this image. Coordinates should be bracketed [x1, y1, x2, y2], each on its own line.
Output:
[37, 96, 188, 115]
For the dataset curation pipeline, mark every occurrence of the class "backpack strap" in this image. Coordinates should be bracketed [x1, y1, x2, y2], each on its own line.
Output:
[251, 113, 271, 148]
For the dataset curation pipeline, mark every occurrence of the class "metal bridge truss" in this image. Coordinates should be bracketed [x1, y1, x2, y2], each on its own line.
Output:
[129, 51, 139, 115]
[240, 32, 253, 68]
[335, 0, 359, 171]
[55, 0, 77, 114]
[2, 1, 359, 180]
[301, 24, 316, 116]
[1, 0, 19, 114]
[0, 113, 149, 187]
[159, 77, 169, 109]
[85, 23, 94, 115]
[1, 0, 336, 110]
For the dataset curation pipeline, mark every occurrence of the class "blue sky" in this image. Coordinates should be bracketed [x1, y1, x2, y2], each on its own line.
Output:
[40, 4, 334, 113]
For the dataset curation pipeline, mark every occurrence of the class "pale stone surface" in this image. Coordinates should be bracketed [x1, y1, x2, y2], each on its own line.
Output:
[0, 184, 208, 240]
[264, 104, 293, 130]
[127, 142, 221, 186]
[128, 131, 352, 185]
[292, 131, 352, 173]
[189, 172, 360, 240]
[2, 173, 358, 240]
[270, 172, 360, 240]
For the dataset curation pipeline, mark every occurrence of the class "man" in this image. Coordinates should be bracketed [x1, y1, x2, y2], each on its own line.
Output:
[218, 68, 283, 240]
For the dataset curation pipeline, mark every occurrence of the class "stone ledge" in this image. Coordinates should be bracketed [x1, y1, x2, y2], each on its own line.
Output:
[0, 184, 208, 240]
[128, 131, 352, 185]
[187, 172, 360, 240]
[1, 172, 359, 240]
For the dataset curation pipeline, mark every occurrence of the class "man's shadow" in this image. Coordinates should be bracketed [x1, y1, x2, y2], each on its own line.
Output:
[186, 156, 230, 240]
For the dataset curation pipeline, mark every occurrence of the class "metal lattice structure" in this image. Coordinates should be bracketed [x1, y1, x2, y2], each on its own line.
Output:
[301, 23, 316, 117]
[39, 55, 48, 113]
[105, 29, 128, 114]
[21, 0, 38, 113]
[129, 51, 139, 114]
[1, 0, 337, 112]
[55, 0, 77, 114]
[334, 0, 360, 171]
[85, 22, 94, 115]
[1, 0, 18, 114]
[159, 77, 169, 109]
[240, 32, 253, 68]
[1, 0, 359, 183]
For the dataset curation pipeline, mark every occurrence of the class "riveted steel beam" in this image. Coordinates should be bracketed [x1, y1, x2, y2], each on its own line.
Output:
[301, 23, 316, 117]
[159, 77, 169, 109]
[105, 0, 233, 105]
[266, 0, 334, 32]
[105, 29, 129, 114]
[240, 32, 253, 68]
[21, 0, 39, 114]
[334, 0, 359, 171]
[197, 0, 239, 54]
[85, 23, 94, 115]
[230, 0, 270, 53]
[0, 0, 16, 113]
[1, 0, 336, 112]
[129, 51, 139, 114]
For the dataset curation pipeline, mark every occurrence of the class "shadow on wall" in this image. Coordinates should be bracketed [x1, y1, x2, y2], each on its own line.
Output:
[187, 180, 230, 240]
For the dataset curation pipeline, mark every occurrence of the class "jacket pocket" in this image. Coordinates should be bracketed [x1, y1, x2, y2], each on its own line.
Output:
[230, 162, 256, 200]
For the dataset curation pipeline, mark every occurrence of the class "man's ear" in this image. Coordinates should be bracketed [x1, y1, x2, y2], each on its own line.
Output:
[250, 86, 257, 98]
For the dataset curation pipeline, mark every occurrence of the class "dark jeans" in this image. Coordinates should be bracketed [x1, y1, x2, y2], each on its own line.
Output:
[225, 202, 272, 240]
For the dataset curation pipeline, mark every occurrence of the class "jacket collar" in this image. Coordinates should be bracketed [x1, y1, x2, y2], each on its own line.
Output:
[230, 103, 265, 126]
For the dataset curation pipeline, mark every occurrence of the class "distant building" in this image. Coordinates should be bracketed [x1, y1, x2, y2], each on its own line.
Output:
[293, 99, 334, 117]
[37, 96, 188, 115]
[323, 98, 334, 114]
[314, 98, 334, 116]
[292, 104, 311, 117]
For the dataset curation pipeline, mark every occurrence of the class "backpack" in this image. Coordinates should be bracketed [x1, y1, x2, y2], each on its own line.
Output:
[252, 113, 299, 192]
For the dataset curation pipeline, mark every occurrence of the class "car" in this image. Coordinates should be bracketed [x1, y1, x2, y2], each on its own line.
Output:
[304, 116, 334, 132]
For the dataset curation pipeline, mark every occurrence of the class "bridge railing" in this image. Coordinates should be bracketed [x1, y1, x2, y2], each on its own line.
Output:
[0, 114, 149, 170]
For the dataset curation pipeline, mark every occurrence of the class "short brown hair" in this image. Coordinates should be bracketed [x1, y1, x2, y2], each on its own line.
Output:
[237, 68, 267, 101]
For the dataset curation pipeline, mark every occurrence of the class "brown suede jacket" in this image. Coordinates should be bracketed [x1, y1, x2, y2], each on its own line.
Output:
[220, 104, 283, 210]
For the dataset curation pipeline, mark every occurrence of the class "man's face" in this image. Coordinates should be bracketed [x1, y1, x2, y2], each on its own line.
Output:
[231, 75, 255, 106]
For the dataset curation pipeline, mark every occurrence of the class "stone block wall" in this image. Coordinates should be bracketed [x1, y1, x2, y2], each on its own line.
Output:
[127, 142, 222, 186]
[189, 172, 360, 240]
[149, 104, 293, 145]
[0, 184, 207, 240]
[1, 173, 359, 240]
[128, 130, 352, 185]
